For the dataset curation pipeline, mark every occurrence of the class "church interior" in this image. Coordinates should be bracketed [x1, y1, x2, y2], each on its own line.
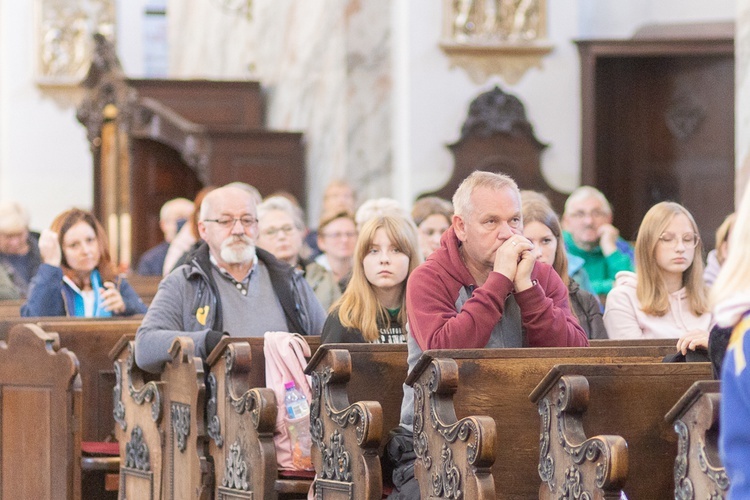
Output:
[0, 1, 748, 499]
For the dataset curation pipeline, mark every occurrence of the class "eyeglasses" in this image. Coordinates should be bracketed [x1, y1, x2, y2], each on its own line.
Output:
[321, 231, 358, 240]
[261, 225, 297, 238]
[203, 216, 257, 229]
[567, 210, 608, 220]
[658, 232, 699, 248]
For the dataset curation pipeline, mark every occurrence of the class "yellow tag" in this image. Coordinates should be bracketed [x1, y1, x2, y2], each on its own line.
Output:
[196, 305, 209, 326]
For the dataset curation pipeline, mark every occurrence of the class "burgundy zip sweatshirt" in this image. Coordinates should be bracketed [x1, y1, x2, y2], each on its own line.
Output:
[406, 227, 589, 350]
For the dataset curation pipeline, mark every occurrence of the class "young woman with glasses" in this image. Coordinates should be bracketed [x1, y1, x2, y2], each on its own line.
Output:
[604, 202, 711, 354]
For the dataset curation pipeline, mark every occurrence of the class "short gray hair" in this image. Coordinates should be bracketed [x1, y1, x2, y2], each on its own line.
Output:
[0, 201, 29, 233]
[257, 196, 306, 231]
[563, 186, 612, 217]
[452, 171, 519, 217]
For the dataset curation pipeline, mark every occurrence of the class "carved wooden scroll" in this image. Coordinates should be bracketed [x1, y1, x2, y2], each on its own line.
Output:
[410, 357, 496, 500]
[534, 375, 628, 499]
[111, 336, 165, 500]
[207, 340, 278, 499]
[162, 337, 213, 499]
[666, 380, 729, 499]
[308, 348, 384, 499]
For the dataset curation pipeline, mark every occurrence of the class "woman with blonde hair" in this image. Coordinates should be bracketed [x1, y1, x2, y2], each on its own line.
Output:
[521, 197, 606, 339]
[321, 215, 422, 343]
[604, 202, 710, 353]
[22, 208, 147, 317]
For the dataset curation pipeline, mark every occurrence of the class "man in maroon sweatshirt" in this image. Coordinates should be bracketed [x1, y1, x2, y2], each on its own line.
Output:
[386, 171, 588, 499]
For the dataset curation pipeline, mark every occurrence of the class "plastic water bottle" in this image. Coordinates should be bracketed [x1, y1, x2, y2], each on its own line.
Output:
[284, 381, 312, 469]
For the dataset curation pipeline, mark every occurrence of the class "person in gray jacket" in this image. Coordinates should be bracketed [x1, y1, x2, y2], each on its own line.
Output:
[135, 184, 326, 373]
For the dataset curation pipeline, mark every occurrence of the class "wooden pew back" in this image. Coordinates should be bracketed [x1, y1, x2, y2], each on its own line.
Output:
[111, 334, 166, 500]
[407, 345, 680, 499]
[305, 344, 409, 500]
[665, 379, 728, 498]
[0, 324, 82, 500]
[530, 362, 713, 499]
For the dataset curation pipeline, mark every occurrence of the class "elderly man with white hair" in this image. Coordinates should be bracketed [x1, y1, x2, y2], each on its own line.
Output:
[0, 201, 42, 297]
[134, 184, 325, 373]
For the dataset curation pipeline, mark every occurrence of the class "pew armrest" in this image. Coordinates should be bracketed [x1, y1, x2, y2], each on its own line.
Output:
[532, 374, 628, 499]
[309, 348, 384, 500]
[411, 357, 496, 500]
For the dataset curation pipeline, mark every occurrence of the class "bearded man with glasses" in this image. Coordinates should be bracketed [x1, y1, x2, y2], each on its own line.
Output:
[135, 184, 326, 374]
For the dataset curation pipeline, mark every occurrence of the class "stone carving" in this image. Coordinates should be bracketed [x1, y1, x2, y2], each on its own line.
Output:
[125, 425, 150, 471]
[451, 0, 542, 42]
[36, 0, 116, 84]
[113, 359, 126, 431]
[441, 0, 552, 84]
[222, 440, 250, 490]
[171, 403, 191, 453]
[207, 373, 224, 447]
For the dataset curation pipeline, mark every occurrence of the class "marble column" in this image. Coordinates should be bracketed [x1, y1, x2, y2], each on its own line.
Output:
[738, 0, 750, 202]
[167, 0, 394, 224]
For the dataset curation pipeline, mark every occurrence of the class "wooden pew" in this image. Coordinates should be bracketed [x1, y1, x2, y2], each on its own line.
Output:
[126, 274, 163, 305]
[304, 343, 409, 499]
[206, 336, 322, 499]
[0, 298, 23, 318]
[0, 324, 82, 500]
[665, 380, 729, 499]
[530, 362, 714, 499]
[406, 345, 681, 499]
[111, 334, 166, 500]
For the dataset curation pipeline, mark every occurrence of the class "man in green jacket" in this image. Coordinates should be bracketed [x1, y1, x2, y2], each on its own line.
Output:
[562, 186, 634, 296]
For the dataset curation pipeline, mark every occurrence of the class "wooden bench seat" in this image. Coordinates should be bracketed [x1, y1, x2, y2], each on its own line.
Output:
[305, 343, 409, 500]
[665, 379, 728, 499]
[406, 344, 681, 499]
[530, 362, 714, 499]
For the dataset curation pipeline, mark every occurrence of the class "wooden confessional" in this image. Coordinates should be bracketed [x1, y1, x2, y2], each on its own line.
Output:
[76, 35, 306, 267]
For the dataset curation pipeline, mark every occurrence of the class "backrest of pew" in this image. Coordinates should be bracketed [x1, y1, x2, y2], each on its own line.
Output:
[206, 335, 322, 388]
[34, 319, 141, 442]
[0, 298, 24, 318]
[307, 343, 409, 453]
[0, 324, 82, 500]
[589, 338, 678, 348]
[531, 362, 713, 499]
[0, 315, 144, 340]
[407, 344, 681, 499]
[125, 274, 163, 305]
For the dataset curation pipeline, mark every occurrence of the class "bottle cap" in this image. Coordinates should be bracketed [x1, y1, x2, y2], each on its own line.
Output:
[284, 381, 295, 390]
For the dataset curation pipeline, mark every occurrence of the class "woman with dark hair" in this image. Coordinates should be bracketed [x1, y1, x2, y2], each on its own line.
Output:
[21, 208, 147, 317]
[521, 197, 607, 339]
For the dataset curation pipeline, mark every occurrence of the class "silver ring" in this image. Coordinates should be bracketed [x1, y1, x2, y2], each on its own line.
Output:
[512, 241, 517, 246]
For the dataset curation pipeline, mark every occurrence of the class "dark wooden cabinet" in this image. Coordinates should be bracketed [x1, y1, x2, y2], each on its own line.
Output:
[577, 23, 734, 248]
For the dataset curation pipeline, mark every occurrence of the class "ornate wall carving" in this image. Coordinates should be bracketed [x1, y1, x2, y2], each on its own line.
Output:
[35, 0, 115, 85]
[441, 0, 552, 84]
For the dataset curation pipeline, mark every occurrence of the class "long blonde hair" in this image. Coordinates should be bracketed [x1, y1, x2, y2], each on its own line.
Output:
[334, 215, 422, 342]
[635, 202, 707, 316]
[712, 186, 750, 306]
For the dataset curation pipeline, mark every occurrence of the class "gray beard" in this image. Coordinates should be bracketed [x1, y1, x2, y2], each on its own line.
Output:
[220, 237, 256, 264]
